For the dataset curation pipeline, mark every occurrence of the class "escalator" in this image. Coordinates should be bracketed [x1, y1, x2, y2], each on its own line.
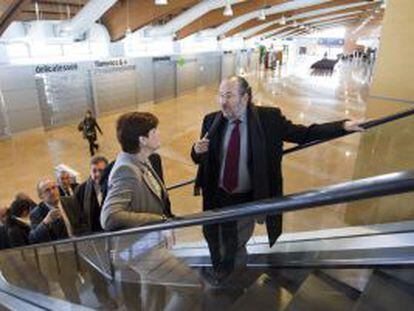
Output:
[0, 109, 414, 310]
[0, 169, 413, 310]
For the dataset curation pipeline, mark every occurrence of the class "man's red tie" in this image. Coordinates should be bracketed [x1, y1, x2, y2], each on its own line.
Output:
[223, 120, 241, 193]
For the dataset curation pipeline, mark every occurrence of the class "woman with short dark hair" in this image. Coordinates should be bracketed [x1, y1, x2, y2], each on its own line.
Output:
[116, 112, 159, 154]
[100, 111, 172, 230]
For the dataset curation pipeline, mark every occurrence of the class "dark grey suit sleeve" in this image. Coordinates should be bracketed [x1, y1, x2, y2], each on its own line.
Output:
[8, 226, 28, 247]
[277, 109, 348, 144]
[29, 210, 52, 244]
[61, 196, 83, 236]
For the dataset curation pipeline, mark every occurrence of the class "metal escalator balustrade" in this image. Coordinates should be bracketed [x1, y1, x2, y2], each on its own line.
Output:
[0, 108, 414, 309]
[0, 169, 413, 253]
[167, 107, 414, 191]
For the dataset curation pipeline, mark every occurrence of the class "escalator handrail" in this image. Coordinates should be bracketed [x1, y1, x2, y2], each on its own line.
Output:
[3, 169, 414, 253]
[166, 107, 414, 191]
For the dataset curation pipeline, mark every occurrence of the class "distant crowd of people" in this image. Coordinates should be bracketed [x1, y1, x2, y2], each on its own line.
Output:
[0, 75, 363, 285]
[0, 113, 167, 250]
[340, 47, 377, 64]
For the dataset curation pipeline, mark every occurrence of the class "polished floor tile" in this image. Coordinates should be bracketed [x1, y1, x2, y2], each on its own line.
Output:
[0, 56, 376, 235]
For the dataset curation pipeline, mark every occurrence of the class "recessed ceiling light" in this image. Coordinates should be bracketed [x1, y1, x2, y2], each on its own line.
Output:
[223, 1, 233, 16]
[258, 9, 266, 21]
[155, 0, 168, 5]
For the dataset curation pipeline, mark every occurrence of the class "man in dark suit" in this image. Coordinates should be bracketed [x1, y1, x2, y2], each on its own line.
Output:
[191, 76, 363, 279]
[29, 179, 80, 244]
[72, 156, 118, 308]
[57, 170, 78, 197]
[28, 179, 83, 303]
[74, 156, 109, 233]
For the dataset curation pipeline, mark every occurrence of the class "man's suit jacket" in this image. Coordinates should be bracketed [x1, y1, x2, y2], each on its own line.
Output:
[75, 178, 103, 233]
[100, 152, 171, 231]
[58, 183, 78, 197]
[29, 202, 69, 244]
[191, 104, 348, 246]
[0, 225, 9, 250]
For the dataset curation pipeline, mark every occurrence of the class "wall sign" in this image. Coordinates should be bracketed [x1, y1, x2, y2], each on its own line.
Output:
[35, 63, 78, 74]
[94, 59, 128, 68]
[317, 38, 345, 46]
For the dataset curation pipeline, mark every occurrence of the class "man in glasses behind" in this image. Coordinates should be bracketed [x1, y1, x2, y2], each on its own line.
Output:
[74, 156, 109, 234]
[29, 179, 76, 244]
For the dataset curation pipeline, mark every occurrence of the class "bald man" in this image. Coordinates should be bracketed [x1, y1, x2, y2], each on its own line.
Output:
[29, 179, 80, 244]
[191, 76, 363, 280]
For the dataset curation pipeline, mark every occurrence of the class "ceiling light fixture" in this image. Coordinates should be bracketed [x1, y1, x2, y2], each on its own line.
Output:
[292, 20, 298, 27]
[155, 0, 168, 5]
[279, 15, 286, 25]
[66, 4, 71, 19]
[223, 1, 233, 17]
[258, 9, 266, 21]
[35, 2, 40, 20]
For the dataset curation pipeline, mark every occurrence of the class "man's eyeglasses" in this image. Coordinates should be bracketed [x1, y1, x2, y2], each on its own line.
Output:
[43, 185, 58, 193]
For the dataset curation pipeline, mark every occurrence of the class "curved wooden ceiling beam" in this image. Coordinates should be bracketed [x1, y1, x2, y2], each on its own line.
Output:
[102, 0, 198, 42]
[267, 19, 356, 39]
[246, 3, 376, 39]
[175, 0, 289, 40]
[225, 0, 376, 38]
[312, 13, 366, 24]
[266, 26, 296, 37]
[0, 0, 29, 35]
[252, 13, 366, 40]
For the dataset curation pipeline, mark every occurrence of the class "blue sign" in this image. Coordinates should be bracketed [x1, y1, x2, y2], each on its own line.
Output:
[317, 38, 345, 46]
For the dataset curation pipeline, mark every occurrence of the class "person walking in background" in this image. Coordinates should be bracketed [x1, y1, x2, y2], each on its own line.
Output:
[78, 110, 103, 156]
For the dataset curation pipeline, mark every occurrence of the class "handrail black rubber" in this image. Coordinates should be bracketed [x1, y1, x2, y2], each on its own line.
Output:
[283, 107, 414, 154]
[4, 169, 414, 252]
[166, 107, 414, 191]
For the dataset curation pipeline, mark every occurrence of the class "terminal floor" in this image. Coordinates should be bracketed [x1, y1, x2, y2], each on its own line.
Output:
[0, 58, 376, 237]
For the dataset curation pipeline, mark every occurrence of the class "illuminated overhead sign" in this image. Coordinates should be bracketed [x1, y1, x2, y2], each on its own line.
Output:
[94, 59, 128, 67]
[317, 38, 345, 46]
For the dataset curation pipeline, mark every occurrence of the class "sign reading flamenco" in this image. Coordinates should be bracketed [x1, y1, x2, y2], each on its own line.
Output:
[94, 59, 128, 68]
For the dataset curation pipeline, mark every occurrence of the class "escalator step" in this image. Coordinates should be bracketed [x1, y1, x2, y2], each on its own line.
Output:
[229, 273, 293, 311]
[353, 270, 414, 311]
[321, 269, 372, 292]
[284, 273, 357, 311]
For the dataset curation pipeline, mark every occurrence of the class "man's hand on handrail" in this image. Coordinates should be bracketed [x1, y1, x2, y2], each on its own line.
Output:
[343, 120, 365, 132]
